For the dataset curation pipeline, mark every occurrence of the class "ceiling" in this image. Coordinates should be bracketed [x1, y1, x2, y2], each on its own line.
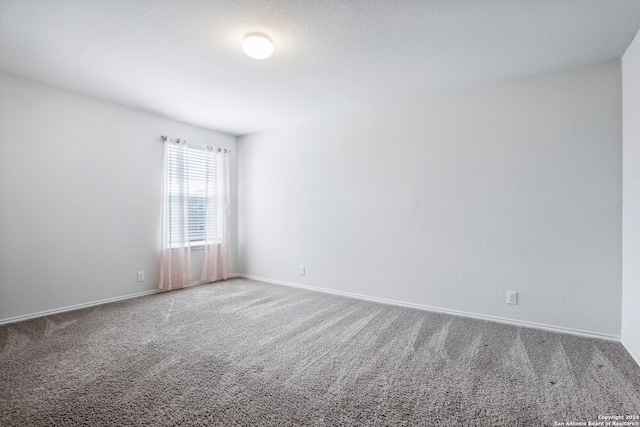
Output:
[2, 0, 640, 136]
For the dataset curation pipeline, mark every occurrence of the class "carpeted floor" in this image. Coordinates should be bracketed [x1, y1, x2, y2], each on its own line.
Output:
[1, 277, 639, 426]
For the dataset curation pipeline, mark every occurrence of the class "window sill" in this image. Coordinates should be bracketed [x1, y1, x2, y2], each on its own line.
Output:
[167, 240, 222, 251]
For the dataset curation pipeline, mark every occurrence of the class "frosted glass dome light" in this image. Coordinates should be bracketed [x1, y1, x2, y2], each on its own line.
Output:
[242, 33, 274, 60]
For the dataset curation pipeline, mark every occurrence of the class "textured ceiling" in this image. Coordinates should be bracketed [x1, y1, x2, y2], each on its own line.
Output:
[1, 0, 640, 136]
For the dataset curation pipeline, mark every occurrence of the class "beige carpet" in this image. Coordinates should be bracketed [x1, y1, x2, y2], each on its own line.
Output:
[1, 277, 639, 426]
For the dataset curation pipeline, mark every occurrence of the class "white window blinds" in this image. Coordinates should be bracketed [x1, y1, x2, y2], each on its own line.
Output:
[166, 144, 217, 245]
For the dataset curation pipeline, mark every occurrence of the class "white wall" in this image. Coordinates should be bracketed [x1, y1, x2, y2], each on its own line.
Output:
[622, 31, 640, 365]
[238, 61, 622, 337]
[0, 72, 237, 322]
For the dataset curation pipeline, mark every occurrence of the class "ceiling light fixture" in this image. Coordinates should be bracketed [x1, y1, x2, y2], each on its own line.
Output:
[242, 33, 274, 60]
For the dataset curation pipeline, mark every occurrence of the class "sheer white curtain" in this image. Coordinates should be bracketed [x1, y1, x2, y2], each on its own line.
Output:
[159, 137, 231, 291]
[201, 147, 231, 282]
[159, 138, 194, 290]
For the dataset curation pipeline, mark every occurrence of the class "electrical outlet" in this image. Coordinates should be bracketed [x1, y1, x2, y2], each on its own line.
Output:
[137, 271, 145, 282]
[506, 291, 517, 305]
[299, 265, 305, 275]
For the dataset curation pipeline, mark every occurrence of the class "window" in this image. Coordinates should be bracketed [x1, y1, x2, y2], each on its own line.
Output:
[166, 144, 220, 247]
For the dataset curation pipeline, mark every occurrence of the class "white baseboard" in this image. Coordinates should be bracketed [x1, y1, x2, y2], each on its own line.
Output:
[0, 274, 243, 326]
[2, 274, 623, 346]
[0, 289, 161, 325]
[238, 274, 620, 342]
[621, 338, 640, 368]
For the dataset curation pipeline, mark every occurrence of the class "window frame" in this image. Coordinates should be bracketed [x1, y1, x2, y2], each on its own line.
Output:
[165, 144, 221, 249]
